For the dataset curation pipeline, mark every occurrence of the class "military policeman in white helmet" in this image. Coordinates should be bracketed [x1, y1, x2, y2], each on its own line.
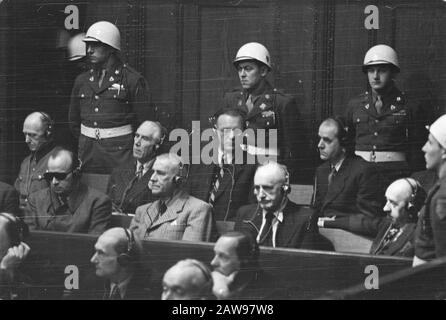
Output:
[413, 114, 446, 266]
[69, 21, 154, 174]
[345, 44, 428, 185]
[222, 42, 301, 178]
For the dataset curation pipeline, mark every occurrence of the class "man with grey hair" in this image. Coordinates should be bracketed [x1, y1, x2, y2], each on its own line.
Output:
[130, 153, 214, 242]
[161, 259, 213, 300]
[108, 121, 167, 214]
[234, 161, 324, 249]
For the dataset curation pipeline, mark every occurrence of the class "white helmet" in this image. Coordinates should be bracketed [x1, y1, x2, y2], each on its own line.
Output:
[67, 33, 86, 61]
[83, 21, 121, 51]
[234, 42, 271, 69]
[363, 44, 399, 72]
[428, 114, 446, 149]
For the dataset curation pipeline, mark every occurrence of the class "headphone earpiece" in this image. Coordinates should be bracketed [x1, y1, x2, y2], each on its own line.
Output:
[331, 116, 350, 147]
[117, 228, 136, 267]
[404, 178, 418, 209]
[173, 160, 188, 184]
[38, 111, 54, 139]
[281, 167, 291, 194]
[154, 122, 167, 152]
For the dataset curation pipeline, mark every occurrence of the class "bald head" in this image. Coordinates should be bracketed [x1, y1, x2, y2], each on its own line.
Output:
[255, 162, 287, 186]
[386, 179, 413, 203]
[162, 259, 212, 300]
[23, 112, 51, 152]
[384, 178, 418, 224]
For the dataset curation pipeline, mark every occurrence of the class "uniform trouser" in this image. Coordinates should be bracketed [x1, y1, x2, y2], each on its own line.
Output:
[78, 133, 134, 174]
[375, 161, 411, 189]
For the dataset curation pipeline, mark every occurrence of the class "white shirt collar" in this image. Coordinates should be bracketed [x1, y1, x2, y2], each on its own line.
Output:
[330, 155, 346, 172]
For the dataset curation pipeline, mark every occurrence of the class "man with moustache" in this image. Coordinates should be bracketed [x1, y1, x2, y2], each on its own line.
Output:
[108, 121, 167, 214]
[130, 153, 214, 242]
[313, 117, 385, 237]
[24, 148, 111, 234]
[69, 21, 154, 174]
[15, 112, 57, 214]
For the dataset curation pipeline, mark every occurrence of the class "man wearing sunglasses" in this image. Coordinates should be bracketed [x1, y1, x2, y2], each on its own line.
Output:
[24, 148, 111, 234]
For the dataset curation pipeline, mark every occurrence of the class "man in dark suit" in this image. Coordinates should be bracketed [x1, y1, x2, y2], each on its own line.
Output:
[234, 162, 322, 249]
[313, 117, 385, 237]
[370, 178, 426, 257]
[186, 109, 256, 221]
[88, 227, 151, 299]
[24, 148, 111, 235]
[107, 121, 167, 214]
[0, 182, 19, 215]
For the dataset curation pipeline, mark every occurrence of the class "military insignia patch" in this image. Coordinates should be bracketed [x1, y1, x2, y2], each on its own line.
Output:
[391, 105, 396, 111]
[238, 100, 242, 106]
[259, 103, 267, 110]
[109, 76, 115, 82]
[396, 96, 401, 102]
[115, 70, 120, 75]
[435, 199, 446, 220]
[365, 104, 369, 109]
[89, 76, 94, 82]
[265, 94, 270, 100]
[262, 110, 275, 117]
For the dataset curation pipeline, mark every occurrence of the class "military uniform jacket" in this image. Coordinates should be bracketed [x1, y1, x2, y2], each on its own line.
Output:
[223, 80, 300, 169]
[24, 182, 111, 235]
[14, 142, 57, 211]
[69, 56, 154, 138]
[107, 161, 155, 214]
[415, 177, 446, 260]
[346, 86, 426, 169]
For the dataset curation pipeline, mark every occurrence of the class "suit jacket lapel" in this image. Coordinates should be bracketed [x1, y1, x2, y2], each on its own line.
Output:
[386, 224, 416, 255]
[148, 190, 188, 230]
[321, 158, 350, 211]
[68, 183, 87, 213]
[276, 202, 301, 247]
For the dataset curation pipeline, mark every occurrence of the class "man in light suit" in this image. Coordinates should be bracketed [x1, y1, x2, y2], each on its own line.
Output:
[24, 148, 111, 235]
[313, 117, 385, 237]
[107, 121, 167, 214]
[130, 153, 214, 242]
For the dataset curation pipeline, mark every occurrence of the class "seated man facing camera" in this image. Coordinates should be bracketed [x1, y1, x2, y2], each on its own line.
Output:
[108, 121, 167, 214]
[370, 178, 426, 257]
[130, 153, 214, 242]
[0, 213, 31, 300]
[24, 148, 111, 234]
[162, 259, 214, 300]
[88, 227, 151, 299]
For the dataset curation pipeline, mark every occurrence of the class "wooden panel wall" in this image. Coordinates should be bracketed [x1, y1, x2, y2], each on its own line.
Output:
[1, 0, 445, 184]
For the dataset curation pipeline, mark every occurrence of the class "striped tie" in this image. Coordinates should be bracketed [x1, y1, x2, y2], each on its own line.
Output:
[208, 162, 225, 206]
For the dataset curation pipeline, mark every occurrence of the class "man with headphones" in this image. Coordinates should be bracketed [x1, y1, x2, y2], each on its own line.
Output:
[313, 117, 386, 237]
[186, 108, 257, 221]
[88, 227, 150, 299]
[130, 153, 214, 242]
[15, 112, 58, 214]
[0, 212, 31, 299]
[24, 148, 111, 234]
[234, 161, 324, 249]
[162, 259, 214, 300]
[370, 178, 426, 257]
[107, 121, 167, 214]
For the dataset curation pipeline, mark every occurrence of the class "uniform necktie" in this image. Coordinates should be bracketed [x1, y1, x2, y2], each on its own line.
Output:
[375, 95, 383, 114]
[98, 69, 106, 87]
[259, 212, 274, 247]
[328, 165, 337, 186]
[208, 159, 225, 206]
[109, 285, 121, 300]
[246, 94, 254, 113]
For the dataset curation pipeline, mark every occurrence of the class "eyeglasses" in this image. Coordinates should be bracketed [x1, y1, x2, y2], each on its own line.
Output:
[43, 171, 72, 181]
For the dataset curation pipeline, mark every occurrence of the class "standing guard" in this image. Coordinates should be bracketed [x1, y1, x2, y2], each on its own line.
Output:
[346, 44, 428, 185]
[69, 21, 154, 174]
[223, 42, 301, 178]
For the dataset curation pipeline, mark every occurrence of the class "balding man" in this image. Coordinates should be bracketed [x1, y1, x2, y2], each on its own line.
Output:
[107, 121, 167, 214]
[24, 148, 111, 234]
[370, 178, 426, 257]
[130, 153, 214, 242]
[15, 112, 57, 213]
[88, 227, 150, 299]
[234, 162, 324, 249]
[162, 259, 214, 300]
[313, 117, 385, 237]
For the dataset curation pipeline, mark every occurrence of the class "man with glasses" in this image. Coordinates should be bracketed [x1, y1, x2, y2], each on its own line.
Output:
[24, 148, 111, 234]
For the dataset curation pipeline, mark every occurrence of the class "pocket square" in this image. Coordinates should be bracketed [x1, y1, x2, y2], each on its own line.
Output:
[170, 220, 178, 226]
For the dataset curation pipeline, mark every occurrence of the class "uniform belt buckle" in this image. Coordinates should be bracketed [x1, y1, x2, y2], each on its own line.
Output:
[95, 128, 101, 140]
[370, 151, 376, 162]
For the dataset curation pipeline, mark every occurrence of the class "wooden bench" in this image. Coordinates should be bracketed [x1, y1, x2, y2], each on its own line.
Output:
[319, 228, 373, 254]
[24, 231, 412, 299]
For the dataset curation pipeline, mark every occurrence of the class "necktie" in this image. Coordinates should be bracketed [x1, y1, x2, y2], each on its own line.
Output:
[136, 164, 144, 180]
[208, 161, 225, 206]
[246, 94, 254, 113]
[109, 285, 121, 300]
[328, 165, 337, 186]
[375, 95, 383, 114]
[117, 165, 144, 212]
[98, 69, 106, 87]
[159, 201, 167, 215]
[258, 212, 274, 247]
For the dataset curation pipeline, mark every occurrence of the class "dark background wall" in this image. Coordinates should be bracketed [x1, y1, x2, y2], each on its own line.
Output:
[0, 0, 444, 184]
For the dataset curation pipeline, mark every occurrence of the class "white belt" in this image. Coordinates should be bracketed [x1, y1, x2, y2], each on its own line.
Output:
[81, 124, 132, 140]
[355, 151, 406, 162]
